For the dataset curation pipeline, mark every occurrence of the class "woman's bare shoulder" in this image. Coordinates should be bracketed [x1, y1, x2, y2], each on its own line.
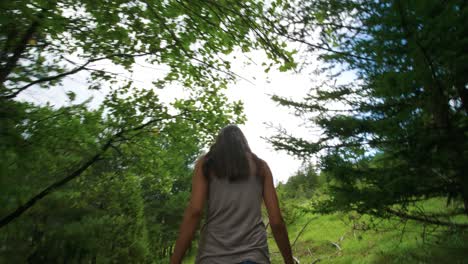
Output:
[197, 153, 209, 161]
[249, 153, 270, 176]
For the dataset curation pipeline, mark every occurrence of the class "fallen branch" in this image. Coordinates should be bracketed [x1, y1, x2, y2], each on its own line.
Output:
[292, 216, 318, 247]
[329, 241, 342, 251]
[311, 230, 348, 263]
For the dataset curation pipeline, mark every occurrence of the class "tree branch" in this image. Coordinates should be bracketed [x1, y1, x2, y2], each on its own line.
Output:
[285, 35, 373, 62]
[385, 208, 468, 228]
[1, 60, 92, 100]
[0, 21, 40, 86]
[0, 1, 58, 86]
[0, 115, 175, 229]
[1, 52, 154, 100]
[0, 138, 112, 229]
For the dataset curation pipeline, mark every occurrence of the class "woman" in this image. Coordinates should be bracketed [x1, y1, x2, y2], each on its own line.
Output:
[170, 125, 295, 264]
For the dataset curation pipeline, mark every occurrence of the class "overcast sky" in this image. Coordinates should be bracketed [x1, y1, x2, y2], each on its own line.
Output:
[18, 48, 318, 184]
[222, 51, 315, 183]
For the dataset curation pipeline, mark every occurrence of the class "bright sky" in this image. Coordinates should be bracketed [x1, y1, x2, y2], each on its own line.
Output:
[222, 51, 314, 183]
[18, 48, 317, 184]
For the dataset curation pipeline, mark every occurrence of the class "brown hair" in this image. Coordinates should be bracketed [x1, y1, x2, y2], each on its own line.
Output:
[202, 125, 262, 182]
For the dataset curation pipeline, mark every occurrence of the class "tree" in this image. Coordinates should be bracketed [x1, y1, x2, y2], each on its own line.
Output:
[0, 87, 244, 261]
[1, 0, 296, 261]
[0, 0, 293, 99]
[0, 0, 295, 228]
[279, 163, 321, 200]
[269, 0, 468, 227]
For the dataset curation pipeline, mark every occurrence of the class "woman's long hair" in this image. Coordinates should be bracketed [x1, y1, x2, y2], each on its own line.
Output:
[203, 125, 259, 182]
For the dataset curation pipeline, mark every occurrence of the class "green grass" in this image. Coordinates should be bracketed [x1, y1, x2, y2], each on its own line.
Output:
[183, 199, 468, 263]
[269, 199, 468, 264]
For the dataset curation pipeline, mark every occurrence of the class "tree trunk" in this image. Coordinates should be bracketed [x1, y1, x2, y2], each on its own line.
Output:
[461, 180, 468, 215]
[0, 1, 59, 88]
[455, 79, 468, 115]
[0, 20, 39, 85]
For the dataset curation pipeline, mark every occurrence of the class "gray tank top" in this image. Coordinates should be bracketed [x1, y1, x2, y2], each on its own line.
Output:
[195, 158, 270, 264]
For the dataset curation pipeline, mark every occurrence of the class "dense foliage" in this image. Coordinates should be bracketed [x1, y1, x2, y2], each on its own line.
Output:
[0, 0, 294, 99]
[2, 0, 467, 262]
[277, 164, 321, 200]
[270, 0, 468, 226]
[0, 87, 245, 262]
[0, 0, 293, 262]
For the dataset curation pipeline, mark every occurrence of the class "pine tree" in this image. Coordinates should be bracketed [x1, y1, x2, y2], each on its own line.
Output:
[270, 0, 468, 226]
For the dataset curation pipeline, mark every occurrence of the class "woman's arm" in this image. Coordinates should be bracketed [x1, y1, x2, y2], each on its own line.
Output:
[262, 161, 295, 264]
[170, 157, 207, 264]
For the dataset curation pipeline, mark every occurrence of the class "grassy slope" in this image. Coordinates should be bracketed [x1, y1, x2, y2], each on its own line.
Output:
[269, 198, 468, 264]
[183, 199, 468, 263]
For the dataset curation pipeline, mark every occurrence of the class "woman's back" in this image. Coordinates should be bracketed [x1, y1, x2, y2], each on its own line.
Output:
[195, 156, 269, 264]
[170, 125, 294, 264]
